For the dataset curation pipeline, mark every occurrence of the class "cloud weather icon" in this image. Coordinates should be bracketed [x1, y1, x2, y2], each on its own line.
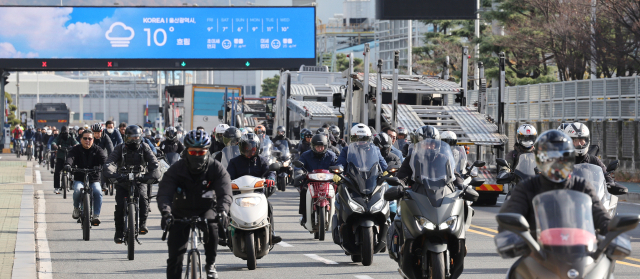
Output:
[105, 22, 135, 47]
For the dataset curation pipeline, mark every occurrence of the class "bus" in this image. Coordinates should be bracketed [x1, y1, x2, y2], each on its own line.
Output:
[30, 103, 70, 129]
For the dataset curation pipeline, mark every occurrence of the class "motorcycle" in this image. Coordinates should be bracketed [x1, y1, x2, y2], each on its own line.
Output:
[227, 162, 281, 270]
[573, 161, 623, 218]
[383, 139, 484, 279]
[292, 161, 336, 241]
[494, 189, 637, 279]
[497, 153, 537, 198]
[329, 142, 390, 266]
[271, 140, 293, 192]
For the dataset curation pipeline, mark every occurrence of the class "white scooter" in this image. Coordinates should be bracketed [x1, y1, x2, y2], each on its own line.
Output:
[227, 163, 281, 270]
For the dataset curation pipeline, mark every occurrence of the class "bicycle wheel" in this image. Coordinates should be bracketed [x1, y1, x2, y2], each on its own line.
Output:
[62, 174, 67, 199]
[82, 191, 91, 241]
[127, 203, 136, 260]
[109, 183, 114, 196]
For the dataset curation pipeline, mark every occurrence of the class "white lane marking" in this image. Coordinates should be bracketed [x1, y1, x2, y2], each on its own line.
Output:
[355, 276, 374, 279]
[35, 164, 39, 168]
[620, 202, 640, 206]
[277, 241, 293, 247]
[35, 171, 42, 184]
[304, 254, 338, 265]
[35, 190, 52, 279]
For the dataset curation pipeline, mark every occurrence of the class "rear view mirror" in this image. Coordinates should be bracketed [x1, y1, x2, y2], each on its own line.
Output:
[496, 158, 509, 168]
[329, 165, 343, 174]
[332, 93, 342, 108]
[606, 234, 632, 260]
[606, 160, 619, 173]
[268, 163, 282, 171]
[462, 187, 479, 202]
[387, 164, 400, 173]
[473, 160, 486, 168]
[470, 178, 485, 187]
[384, 186, 404, 201]
[608, 214, 640, 233]
[496, 213, 530, 232]
[293, 161, 304, 168]
[494, 231, 531, 259]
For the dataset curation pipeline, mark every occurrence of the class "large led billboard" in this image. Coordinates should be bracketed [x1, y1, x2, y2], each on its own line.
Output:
[0, 6, 316, 70]
[376, 0, 477, 20]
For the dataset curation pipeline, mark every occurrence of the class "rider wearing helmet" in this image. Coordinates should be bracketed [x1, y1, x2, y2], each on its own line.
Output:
[558, 123, 627, 194]
[501, 124, 537, 172]
[403, 125, 440, 157]
[328, 125, 345, 148]
[227, 134, 282, 244]
[499, 130, 610, 238]
[159, 127, 185, 163]
[91, 123, 114, 155]
[297, 129, 314, 154]
[381, 127, 404, 162]
[104, 125, 161, 242]
[213, 127, 242, 162]
[336, 124, 388, 171]
[396, 126, 409, 153]
[51, 126, 79, 194]
[158, 130, 231, 279]
[316, 128, 341, 156]
[373, 133, 401, 167]
[210, 124, 229, 154]
[274, 125, 292, 146]
[295, 134, 338, 224]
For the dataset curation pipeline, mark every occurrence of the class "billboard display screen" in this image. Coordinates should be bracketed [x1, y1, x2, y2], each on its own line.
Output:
[0, 6, 316, 70]
[376, 0, 477, 20]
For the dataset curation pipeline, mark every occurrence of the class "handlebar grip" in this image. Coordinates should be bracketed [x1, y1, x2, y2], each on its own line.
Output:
[161, 229, 168, 241]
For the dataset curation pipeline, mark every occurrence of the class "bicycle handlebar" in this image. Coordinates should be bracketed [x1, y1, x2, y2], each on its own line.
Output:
[161, 216, 205, 241]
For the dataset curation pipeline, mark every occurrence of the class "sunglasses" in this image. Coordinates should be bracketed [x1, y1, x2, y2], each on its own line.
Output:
[188, 150, 207, 156]
[82, 137, 93, 141]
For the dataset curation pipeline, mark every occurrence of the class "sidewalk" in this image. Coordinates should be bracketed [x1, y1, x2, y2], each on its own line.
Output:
[0, 161, 28, 279]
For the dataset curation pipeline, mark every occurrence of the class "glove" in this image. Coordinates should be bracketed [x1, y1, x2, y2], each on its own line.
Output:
[217, 211, 229, 228]
[333, 175, 342, 183]
[265, 179, 275, 188]
[63, 165, 72, 172]
[116, 174, 129, 183]
[161, 211, 173, 230]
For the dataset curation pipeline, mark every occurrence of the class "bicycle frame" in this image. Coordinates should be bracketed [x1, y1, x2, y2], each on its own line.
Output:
[162, 216, 206, 279]
[122, 166, 144, 246]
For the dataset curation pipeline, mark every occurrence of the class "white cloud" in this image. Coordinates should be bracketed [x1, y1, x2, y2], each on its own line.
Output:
[0, 42, 38, 58]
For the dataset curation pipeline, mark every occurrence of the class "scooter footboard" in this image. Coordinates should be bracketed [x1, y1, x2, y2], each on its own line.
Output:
[230, 226, 271, 260]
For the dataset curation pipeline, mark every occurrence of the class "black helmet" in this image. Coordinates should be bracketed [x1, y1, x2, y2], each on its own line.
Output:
[413, 125, 440, 143]
[316, 128, 329, 136]
[534, 130, 575, 183]
[91, 123, 102, 132]
[373, 133, 392, 157]
[222, 127, 242, 146]
[328, 125, 340, 137]
[302, 129, 313, 140]
[239, 133, 261, 158]
[165, 127, 177, 140]
[124, 125, 143, 150]
[60, 126, 68, 133]
[276, 126, 286, 137]
[184, 130, 212, 149]
[311, 134, 329, 157]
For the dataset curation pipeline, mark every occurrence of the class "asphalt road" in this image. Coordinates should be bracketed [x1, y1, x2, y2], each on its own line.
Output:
[32, 164, 640, 279]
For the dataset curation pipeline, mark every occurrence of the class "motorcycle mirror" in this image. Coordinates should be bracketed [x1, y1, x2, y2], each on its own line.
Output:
[473, 160, 486, 168]
[291, 149, 299, 154]
[470, 178, 485, 187]
[496, 213, 530, 232]
[462, 187, 479, 202]
[606, 160, 619, 173]
[387, 164, 400, 173]
[384, 186, 404, 201]
[329, 165, 343, 174]
[268, 162, 282, 171]
[595, 214, 640, 259]
[293, 160, 304, 168]
[609, 183, 628, 195]
[496, 158, 509, 168]
[606, 234, 632, 261]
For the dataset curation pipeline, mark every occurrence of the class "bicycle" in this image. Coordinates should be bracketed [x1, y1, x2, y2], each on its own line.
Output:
[59, 147, 73, 199]
[14, 139, 21, 158]
[26, 140, 33, 161]
[162, 216, 209, 279]
[73, 167, 102, 241]
[118, 165, 153, 260]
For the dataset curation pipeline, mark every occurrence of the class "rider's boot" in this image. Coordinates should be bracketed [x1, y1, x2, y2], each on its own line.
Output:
[114, 210, 124, 244]
[205, 264, 219, 279]
[139, 219, 149, 235]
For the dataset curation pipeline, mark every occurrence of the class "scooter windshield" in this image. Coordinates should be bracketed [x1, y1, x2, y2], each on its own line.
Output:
[451, 146, 467, 175]
[410, 139, 456, 189]
[514, 153, 536, 180]
[572, 164, 606, 201]
[220, 146, 241, 168]
[346, 143, 381, 195]
[261, 137, 273, 158]
[533, 190, 597, 256]
[273, 140, 291, 161]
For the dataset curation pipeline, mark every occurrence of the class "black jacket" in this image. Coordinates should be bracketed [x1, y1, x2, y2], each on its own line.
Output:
[34, 132, 43, 145]
[157, 157, 232, 218]
[576, 154, 614, 184]
[273, 135, 292, 147]
[499, 175, 610, 238]
[209, 140, 225, 154]
[104, 143, 161, 184]
[94, 134, 114, 155]
[227, 155, 275, 181]
[383, 152, 402, 169]
[328, 145, 341, 156]
[65, 144, 107, 183]
[160, 139, 185, 154]
[298, 141, 312, 154]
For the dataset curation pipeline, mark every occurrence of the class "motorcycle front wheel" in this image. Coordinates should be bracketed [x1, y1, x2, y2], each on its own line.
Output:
[361, 227, 374, 266]
[428, 251, 445, 279]
[318, 207, 326, 241]
[277, 176, 286, 192]
[245, 232, 256, 270]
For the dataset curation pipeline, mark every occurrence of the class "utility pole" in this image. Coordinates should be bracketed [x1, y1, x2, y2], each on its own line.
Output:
[391, 50, 399, 128]
[345, 53, 354, 142]
[461, 47, 469, 106]
[103, 72, 107, 122]
[0, 70, 9, 150]
[474, 0, 480, 90]
[498, 52, 505, 136]
[362, 43, 370, 125]
[407, 20, 412, 75]
[375, 59, 383, 133]
[16, 73, 19, 123]
[478, 62, 487, 114]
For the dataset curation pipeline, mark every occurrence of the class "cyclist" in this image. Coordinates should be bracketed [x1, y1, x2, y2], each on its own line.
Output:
[51, 126, 79, 194]
[35, 127, 44, 163]
[157, 130, 232, 279]
[64, 130, 107, 225]
[118, 122, 127, 137]
[104, 120, 124, 146]
[12, 125, 23, 154]
[104, 125, 160, 243]
[227, 133, 282, 244]
[91, 123, 114, 155]
[24, 126, 36, 153]
[48, 128, 59, 171]
[210, 124, 229, 154]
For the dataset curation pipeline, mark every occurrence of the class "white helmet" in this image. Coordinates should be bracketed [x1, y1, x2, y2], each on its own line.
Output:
[214, 124, 229, 142]
[350, 124, 372, 143]
[516, 124, 537, 149]
[558, 122, 590, 155]
[440, 131, 457, 146]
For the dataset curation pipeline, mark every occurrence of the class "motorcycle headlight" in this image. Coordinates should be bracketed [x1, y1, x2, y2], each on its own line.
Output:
[415, 216, 435, 230]
[370, 198, 387, 214]
[308, 173, 334, 181]
[235, 197, 261, 207]
[439, 216, 458, 231]
[283, 160, 291, 167]
[348, 198, 365, 213]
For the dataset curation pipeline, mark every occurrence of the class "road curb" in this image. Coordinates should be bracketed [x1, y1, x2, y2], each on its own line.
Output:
[619, 192, 640, 204]
[11, 185, 36, 279]
[25, 162, 33, 183]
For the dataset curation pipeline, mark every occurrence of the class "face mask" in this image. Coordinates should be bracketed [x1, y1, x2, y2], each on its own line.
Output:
[186, 153, 209, 173]
[397, 139, 406, 145]
[380, 148, 390, 158]
[107, 128, 114, 133]
[46, 130, 52, 135]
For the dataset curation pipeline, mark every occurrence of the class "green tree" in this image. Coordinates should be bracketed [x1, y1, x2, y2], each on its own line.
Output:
[321, 53, 363, 72]
[261, 74, 280, 97]
[5, 92, 19, 127]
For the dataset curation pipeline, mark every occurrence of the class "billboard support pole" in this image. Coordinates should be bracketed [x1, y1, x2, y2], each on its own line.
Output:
[230, 87, 235, 127]
[392, 50, 399, 129]
[285, 73, 291, 138]
[461, 46, 469, 106]
[362, 43, 370, 126]
[103, 72, 106, 122]
[345, 53, 354, 143]
[375, 59, 382, 133]
[498, 52, 505, 135]
[223, 87, 228, 124]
